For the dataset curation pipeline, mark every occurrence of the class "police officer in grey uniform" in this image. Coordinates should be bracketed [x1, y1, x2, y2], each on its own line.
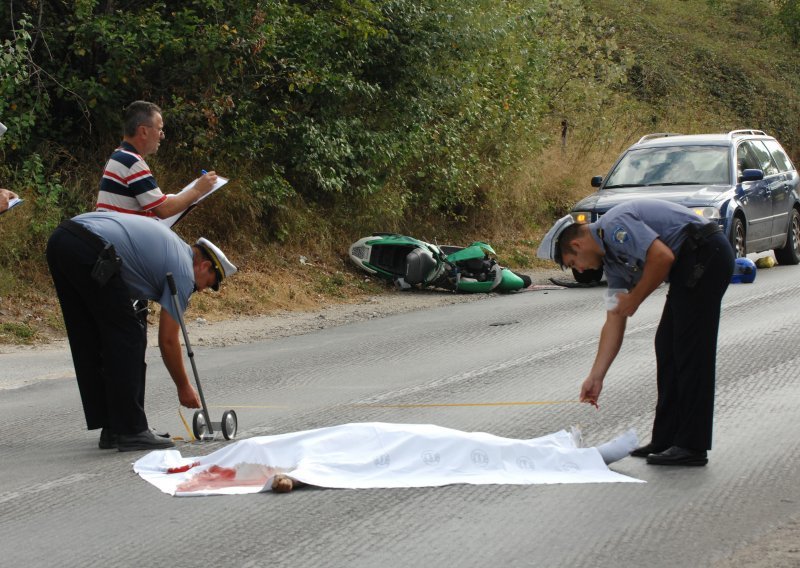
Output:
[538, 199, 734, 466]
[46, 211, 236, 451]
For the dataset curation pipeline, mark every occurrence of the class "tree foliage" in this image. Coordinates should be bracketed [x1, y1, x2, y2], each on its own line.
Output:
[775, 0, 800, 45]
[0, 1, 626, 227]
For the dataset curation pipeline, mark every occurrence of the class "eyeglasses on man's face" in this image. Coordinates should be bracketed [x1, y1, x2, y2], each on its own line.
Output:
[141, 124, 165, 136]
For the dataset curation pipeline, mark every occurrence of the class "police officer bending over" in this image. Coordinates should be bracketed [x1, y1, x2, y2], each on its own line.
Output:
[538, 199, 734, 466]
[46, 211, 237, 451]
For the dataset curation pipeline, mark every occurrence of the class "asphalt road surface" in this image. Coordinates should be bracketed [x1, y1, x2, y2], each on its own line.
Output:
[2, 263, 800, 567]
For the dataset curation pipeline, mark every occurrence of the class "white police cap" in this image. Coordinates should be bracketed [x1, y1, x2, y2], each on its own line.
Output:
[196, 237, 237, 291]
[536, 214, 576, 263]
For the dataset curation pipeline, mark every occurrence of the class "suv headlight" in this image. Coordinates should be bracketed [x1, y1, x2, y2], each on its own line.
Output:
[571, 211, 593, 223]
[692, 207, 721, 220]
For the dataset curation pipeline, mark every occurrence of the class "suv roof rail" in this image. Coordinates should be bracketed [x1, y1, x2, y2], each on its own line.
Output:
[729, 129, 767, 138]
[636, 132, 684, 144]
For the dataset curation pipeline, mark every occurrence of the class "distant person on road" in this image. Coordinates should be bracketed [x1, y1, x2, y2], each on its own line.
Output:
[0, 188, 19, 213]
[537, 199, 734, 466]
[46, 211, 237, 451]
[97, 100, 218, 218]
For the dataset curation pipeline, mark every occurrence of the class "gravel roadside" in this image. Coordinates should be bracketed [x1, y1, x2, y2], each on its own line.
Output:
[0, 267, 570, 354]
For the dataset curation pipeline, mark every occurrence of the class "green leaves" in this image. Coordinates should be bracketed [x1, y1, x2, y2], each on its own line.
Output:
[0, 0, 629, 232]
[775, 0, 800, 45]
[0, 15, 38, 152]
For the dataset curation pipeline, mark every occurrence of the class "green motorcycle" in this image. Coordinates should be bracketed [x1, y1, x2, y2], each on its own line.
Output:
[349, 233, 530, 293]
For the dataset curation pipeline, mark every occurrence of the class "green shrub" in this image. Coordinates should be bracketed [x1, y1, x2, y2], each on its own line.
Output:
[776, 0, 800, 45]
[0, 0, 630, 224]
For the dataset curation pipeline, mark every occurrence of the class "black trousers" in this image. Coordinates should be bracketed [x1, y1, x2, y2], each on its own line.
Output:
[46, 227, 149, 435]
[651, 231, 734, 451]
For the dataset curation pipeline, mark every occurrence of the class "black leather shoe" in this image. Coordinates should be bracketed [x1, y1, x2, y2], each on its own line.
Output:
[100, 427, 168, 449]
[118, 429, 175, 452]
[98, 428, 118, 450]
[646, 446, 708, 466]
[630, 442, 669, 458]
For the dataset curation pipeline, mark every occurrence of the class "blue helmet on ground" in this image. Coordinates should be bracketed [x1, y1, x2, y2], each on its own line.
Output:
[731, 257, 756, 284]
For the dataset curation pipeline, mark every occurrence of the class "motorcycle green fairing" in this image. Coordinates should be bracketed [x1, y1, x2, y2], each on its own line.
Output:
[455, 266, 527, 293]
[444, 241, 495, 263]
[445, 242, 525, 293]
[495, 268, 527, 291]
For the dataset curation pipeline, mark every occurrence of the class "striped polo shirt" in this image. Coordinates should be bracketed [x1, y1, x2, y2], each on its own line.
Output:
[97, 141, 167, 216]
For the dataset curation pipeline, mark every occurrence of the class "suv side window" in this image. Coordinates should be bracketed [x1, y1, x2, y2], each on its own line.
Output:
[762, 139, 794, 173]
[739, 140, 779, 176]
[737, 142, 761, 176]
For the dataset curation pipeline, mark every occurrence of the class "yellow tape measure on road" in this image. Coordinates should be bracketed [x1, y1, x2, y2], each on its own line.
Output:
[357, 400, 584, 409]
[175, 407, 196, 442]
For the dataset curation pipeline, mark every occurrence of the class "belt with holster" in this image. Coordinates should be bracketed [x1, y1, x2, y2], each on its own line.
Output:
[679, 222, 723, 287]
[682, 222, 722, 253]
[58, 219, 122, 286]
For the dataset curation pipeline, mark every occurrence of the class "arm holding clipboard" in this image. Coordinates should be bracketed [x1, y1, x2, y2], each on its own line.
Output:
[0, 122, 22, 215]
[0, 190, 22, 214]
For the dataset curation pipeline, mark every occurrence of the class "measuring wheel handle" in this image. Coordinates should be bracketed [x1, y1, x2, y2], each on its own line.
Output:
[221, 409, 238, 440]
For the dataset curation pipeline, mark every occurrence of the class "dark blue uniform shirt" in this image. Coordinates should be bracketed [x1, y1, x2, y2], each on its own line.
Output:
[588, 199, 715, 289]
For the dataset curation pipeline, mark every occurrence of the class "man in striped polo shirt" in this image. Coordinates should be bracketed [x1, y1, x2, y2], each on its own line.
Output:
[0, 123, 20, 214]
[97, 100, 217, 218]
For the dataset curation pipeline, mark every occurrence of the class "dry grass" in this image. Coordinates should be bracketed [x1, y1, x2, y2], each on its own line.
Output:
[0, 239, 388, 345]
[3, 35, 791, 347]
[0, 102, 722, 346]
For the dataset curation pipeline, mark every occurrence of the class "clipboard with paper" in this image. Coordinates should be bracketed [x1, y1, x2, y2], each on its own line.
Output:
[1, 197, 23, 215]
[160, 176, 229, 228]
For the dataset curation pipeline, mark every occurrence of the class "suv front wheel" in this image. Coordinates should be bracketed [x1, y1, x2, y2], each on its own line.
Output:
[572, 267, 604, 284]
[730, 217, 746, 258]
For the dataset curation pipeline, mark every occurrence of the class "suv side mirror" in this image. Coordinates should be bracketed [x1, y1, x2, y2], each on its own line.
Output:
[738, 169, 764, 183]
[591, 175, 603, 187]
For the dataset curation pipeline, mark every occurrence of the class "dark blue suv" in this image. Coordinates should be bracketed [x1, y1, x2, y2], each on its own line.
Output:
[569, 130, 800, 283]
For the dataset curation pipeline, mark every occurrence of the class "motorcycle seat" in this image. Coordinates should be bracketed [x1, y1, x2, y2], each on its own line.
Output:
[405, 249, 437, 285]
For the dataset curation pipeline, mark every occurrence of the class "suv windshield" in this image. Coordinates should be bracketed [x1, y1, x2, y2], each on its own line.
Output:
[604, 145, 730, 188]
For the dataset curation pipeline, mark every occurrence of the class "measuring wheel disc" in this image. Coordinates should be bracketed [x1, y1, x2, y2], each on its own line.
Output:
[192, 410, 210, 440]
[221, 409, 238, 440]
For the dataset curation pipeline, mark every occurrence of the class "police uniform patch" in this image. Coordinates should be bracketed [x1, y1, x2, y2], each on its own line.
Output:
[612, 226, 630, 244]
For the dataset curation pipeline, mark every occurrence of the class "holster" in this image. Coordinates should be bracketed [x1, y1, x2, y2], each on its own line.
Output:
[679, 223, 722, 288]
[90, 243, 122, 286]
[682, 223, 722, 252]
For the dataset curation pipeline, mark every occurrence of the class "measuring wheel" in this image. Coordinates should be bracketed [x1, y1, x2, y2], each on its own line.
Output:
[221, 409, 238, 440]
[192, 410, 212, 440]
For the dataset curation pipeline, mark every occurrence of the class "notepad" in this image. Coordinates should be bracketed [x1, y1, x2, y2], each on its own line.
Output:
[1, 197, 23, 214]
[159, 176, 228, 228]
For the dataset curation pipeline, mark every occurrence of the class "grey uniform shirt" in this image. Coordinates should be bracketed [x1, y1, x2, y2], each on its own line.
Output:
[72, 211, 194, 321]
[588, 199, 715, 289]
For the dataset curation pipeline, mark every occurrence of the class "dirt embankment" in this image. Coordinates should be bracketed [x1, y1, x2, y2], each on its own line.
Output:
[0, 267, 568, 354]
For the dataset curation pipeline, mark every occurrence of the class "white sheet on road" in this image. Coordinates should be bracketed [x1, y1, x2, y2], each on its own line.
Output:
[133, 422, 643, 496]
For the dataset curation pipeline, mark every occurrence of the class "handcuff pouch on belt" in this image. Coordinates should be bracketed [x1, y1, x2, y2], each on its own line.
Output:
[681, 223, 722, 288]
[90, 243, 122, 286]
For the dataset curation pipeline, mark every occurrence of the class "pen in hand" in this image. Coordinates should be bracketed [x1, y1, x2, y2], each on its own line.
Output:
[196, 169, 217, 196]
